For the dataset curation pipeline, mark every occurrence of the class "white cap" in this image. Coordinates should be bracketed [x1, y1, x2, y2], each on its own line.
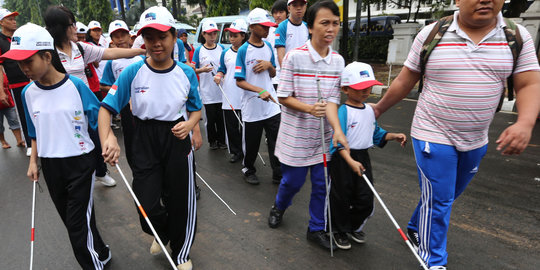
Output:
[341, 62, 383, 90]
[108, 20, 129, 35]
[88, 20, 102, 30]
[247, 8, 277, 27]
[0, 23, 54, 61]
[201, 20, 219, 33]
[225, 19, 248, 33]
[287, 0, 307, 5]
[137, 6, 176, 35]
[76, 22, 88, 34]
[0, 8, 19, 20]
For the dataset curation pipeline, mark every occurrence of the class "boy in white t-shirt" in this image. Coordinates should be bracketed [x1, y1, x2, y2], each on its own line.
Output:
[329, 62, 406, 250]
[235, 8, 281, 185]
[275, 0, 309, 67]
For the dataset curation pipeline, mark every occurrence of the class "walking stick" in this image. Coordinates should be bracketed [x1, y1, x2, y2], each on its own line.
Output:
[195, 171, 237, 215]
[361, 174, 428, 270]
[29, 180, 37, 270]
[115, 164, 177, 270]
[316, 78, 334, 257]
[213, 73, 266, 166]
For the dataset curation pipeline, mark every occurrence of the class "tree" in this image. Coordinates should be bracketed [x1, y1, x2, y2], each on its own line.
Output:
[206, 0, 242, 17]
[76, 0, 113, 31]
[187, 0, 207, 17]
[4, 0, 59, 25]
[125, 0, 157, 27]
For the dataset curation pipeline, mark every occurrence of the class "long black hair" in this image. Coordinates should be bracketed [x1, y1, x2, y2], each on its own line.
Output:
[43, 6, 76, 49]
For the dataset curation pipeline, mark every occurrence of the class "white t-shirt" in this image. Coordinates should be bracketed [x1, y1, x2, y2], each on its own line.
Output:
[21, 75, 100, 158]
[275, 19, 309, 54]
[217, 47, 243, 110]
[100, 56, 144, 86]
[57, 41, 105, 87]
[264, 27, 281, 85]
[234, 41, 280, 122]
[193, 44, 224, 104]
[94, 36, 109, 79]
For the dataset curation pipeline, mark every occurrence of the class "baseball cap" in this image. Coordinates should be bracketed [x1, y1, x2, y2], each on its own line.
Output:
[341, 62, 383, 90]
[88, 20, 102, 30]
[287, 0, 307, 5]
[108, 20, 129, 35]
[201, 20, 219, 33]
[76, 22, 88, 34]
[0, 8, 19, 21]
[0, 23, 54, 61]
[247, 8, 278, 27]
[137, 6, 176, 35]
[225, 19, 248, 33]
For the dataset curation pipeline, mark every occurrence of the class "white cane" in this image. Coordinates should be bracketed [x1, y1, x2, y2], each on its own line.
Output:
[316, 78, 334, 256]
[29, 180, 37, 270]
[213, 73, 266, 166]
[115, 164, 177, 269]
[361, 174, 428, 270]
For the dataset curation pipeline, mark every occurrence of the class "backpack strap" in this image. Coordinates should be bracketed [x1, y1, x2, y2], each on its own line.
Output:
[76, 42, 85, 59]
[502, 18, 522, 102]
[418, 15, 454, 93]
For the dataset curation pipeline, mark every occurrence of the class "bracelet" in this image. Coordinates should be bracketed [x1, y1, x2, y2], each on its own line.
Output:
[258, 89, 267, 96]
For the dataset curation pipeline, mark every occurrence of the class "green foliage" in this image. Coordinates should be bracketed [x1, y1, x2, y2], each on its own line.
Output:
[206, 0, 242, 17]
[122, 0, 158, 27]
[4, 0, 59, 25]
[76, 0, 113, 31]
[347, 36, 391, 63]
[249, 0, 273, 10]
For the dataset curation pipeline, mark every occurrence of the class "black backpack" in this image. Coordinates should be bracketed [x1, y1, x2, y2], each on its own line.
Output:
[418, 15, 523, 112]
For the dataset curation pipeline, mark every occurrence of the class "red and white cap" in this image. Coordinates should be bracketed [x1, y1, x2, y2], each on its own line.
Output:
[287, 0, 307, 5]
[247, 8, 277, 27]
[0, 8, 19, 20]
[108, 20, 129, 35]
[0, 23, 54, 61]
[341, 62, 383, 90]
[76, 22, 88, 34]
[225, 19, 248, 33]
[201, 20, 219, 33]
[137, 6, 176, 35]
[88, 20, 102, 30]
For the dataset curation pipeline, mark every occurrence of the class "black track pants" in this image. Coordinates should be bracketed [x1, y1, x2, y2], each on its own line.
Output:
[223, 109, 242, 156]
[203, 103, 225, 144]
[242, 113, 281, 175]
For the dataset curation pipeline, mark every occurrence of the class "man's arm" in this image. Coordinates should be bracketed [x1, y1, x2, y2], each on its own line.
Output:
[496, 70, 540, 155]
[277, 47, 286, 68]
[372, 66, 421, 118]
[236, 79, 276, 103]
[0, 67, 8, 106]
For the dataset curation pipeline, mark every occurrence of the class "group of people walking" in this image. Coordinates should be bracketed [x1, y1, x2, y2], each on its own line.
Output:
[1, 0, 539, 269]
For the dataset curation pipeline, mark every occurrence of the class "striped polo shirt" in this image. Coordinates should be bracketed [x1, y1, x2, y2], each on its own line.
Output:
[405, 11, 540, 151]
[275, 41, 344, 167]
[57, 41, 105, 87]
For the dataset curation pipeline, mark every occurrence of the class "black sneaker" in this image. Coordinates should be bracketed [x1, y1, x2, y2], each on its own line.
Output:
[306, 229, 337, 251]
[408, 228, 419, 251]
[348, 231, 366, 244]
[98, 245, 112, 265]
[218, 142, 228, 149]
[244, 174, 260, 185]
[209, 142, 218, 150]
[229, 153, 243, 163]
[334, 232, 351, 250]
[268, 204, 284, 228]
[195, 185, 201, 200]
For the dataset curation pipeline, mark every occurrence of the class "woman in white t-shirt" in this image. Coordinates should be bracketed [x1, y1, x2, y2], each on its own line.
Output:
[43, 6, 145, 188]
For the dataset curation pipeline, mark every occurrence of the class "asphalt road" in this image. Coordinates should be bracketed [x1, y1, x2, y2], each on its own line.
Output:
[1, 97, 539, 270]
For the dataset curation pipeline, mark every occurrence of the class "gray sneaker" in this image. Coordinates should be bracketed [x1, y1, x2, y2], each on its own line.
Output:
[348, 231, 366, 244]
[244, 174, 260, 185]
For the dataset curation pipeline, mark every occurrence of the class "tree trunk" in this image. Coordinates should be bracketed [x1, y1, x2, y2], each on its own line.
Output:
[172, 0, 178, 19]
[340, 0, 350, 60]
[353, 0, 362, 61]
[367, 0, 371, 36]
[141, 0, 145, 10]
[414, 0, 421, 22]
[407, 0, 412, 22]
[119, 0, 126, 21]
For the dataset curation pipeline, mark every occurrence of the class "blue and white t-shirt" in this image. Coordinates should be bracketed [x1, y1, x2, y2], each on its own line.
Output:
[274, 19, 309, 53]
[101, 59, 202, 121]
[234, 41, 280, 122]
[264, 27, 281, 85]
[193, 44, 224, 104]
[174, 38, 187, 63]
[329, 103, 388, 154]
[22, 75, 99, 158]
[217, 47, 243, 110]
[100, 56, 144, 86]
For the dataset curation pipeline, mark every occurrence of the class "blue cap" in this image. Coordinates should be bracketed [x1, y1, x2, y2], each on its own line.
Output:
[177, 28, 187, 37]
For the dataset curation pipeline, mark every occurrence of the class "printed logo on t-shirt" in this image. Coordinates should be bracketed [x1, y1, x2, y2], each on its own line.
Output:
[75, 125, 81, 132]
[74, 133, 82, 139]
[32, 111, 40, 118]
[79, 141, 87, 151]
[135, 86, 149, 94]
[349, 121, 358, 129]
[235, 66, 242, 73]
[109, 85, 117, 96]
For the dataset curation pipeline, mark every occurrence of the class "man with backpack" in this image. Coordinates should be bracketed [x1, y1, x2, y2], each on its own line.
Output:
[371, 0, 540, 268]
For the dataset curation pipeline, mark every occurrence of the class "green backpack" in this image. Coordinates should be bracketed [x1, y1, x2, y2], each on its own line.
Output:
[418, 15, 523, 112]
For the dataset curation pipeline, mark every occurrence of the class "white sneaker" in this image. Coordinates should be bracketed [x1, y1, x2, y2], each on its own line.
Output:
[96, 173, 117, 187]
[26, 147, 32, 157]
[150, 238, 162, 255]
[177, 259, 192, 270]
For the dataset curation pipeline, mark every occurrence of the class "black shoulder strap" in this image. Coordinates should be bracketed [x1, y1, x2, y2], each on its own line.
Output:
[418, 15, 453, 93]
[502, 18, 522, 102]
[76, 42, 85, 59]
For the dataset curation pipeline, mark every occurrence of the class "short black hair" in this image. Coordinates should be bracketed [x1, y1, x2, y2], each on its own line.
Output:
[271, 0, 288, 16]
[36, 50, 67, 74]
[306, 0, 340, 29]
[43, 6, 76, 49]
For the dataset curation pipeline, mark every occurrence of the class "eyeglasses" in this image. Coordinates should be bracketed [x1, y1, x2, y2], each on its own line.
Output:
[69, 22, 76, 28]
